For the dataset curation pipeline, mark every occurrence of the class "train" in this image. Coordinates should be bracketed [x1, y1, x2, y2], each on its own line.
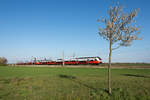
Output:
[16, 56, 102, 65]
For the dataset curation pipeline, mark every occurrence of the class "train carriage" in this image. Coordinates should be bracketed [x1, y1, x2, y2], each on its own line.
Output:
[16, 56, 102, 65]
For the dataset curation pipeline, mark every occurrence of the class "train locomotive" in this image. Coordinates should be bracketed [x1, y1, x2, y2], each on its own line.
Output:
[17, 56, 102, 65]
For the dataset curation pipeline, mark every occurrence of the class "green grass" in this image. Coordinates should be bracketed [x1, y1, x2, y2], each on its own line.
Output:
[101, 63, 150, 66]
[0, 66, 150, 100]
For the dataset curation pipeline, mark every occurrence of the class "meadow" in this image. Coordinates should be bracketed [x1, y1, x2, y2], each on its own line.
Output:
[0, 66, 150, 100]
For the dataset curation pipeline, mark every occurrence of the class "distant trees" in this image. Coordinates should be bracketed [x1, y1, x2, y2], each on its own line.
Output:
[98, 3, 141, 94]
[0, 57, 8, 65]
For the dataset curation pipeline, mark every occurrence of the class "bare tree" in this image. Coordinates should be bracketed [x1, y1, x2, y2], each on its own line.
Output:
[98, 3, 141, 94]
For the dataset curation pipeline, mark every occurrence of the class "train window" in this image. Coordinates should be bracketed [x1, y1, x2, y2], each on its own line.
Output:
[95, 59, 97, 61]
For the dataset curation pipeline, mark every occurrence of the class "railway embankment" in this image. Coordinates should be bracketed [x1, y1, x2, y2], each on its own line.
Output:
[8, 63, 150, 69]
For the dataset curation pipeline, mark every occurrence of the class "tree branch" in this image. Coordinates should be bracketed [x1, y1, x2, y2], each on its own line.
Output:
[112, 45, 121, 50]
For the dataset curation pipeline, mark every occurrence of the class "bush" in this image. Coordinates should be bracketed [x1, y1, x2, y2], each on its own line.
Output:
[0, 57, 8, 66]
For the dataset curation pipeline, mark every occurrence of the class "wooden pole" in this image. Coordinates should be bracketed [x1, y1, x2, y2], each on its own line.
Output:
[62, 51, 64, 66]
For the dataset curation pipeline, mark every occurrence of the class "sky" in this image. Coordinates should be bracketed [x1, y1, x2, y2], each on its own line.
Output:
[0, 0, 150, 63]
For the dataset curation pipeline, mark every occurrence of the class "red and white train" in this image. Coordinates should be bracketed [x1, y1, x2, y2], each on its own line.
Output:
[17, 56, 102, 65]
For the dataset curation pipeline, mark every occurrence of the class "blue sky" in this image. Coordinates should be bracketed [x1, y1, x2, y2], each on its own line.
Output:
[0, 0, 150, 63]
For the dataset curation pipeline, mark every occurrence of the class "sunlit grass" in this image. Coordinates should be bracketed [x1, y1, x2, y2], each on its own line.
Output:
[0, 66, 150, 100]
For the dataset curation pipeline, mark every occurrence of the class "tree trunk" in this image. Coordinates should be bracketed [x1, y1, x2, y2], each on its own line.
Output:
[108, 40, 112, 94]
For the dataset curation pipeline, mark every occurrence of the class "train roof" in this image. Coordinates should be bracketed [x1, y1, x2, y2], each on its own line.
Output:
[75, 56, 101, 59]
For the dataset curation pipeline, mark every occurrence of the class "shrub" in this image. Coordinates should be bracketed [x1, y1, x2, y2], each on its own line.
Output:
[0, 57, 8, 66]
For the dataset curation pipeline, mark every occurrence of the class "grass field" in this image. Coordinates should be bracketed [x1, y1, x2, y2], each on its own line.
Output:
[0, 66, 150, 100]
[100, 63, 150, 68]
